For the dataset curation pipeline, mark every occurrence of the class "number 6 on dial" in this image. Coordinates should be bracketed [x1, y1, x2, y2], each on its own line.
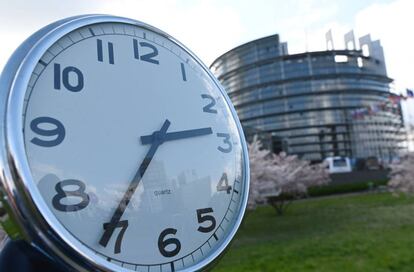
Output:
[158, 228, 181, 258]
[0, 15, 249, 272]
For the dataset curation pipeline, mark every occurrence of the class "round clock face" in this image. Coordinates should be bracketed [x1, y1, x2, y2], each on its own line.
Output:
[20, 20, 248, 271]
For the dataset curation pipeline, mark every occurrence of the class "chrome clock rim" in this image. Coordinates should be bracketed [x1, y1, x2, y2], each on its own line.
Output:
[0, 14, 250, 271]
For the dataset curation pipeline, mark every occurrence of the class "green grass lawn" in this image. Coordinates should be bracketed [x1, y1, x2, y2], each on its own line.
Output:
[213, 193, 414, 272]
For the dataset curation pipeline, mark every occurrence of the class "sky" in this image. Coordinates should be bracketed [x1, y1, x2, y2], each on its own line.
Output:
[0, 0, 413, 89]
[1, 0, 413, 148]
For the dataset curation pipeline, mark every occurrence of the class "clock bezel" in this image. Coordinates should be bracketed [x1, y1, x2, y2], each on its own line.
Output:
[0, 14, 250, 271]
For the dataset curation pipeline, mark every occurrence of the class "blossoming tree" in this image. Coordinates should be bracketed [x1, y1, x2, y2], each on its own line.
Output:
[388, 153, 414, 194]
[248, 136, 330, 214]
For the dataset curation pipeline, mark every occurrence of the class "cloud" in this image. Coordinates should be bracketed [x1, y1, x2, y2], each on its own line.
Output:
[280, 0, 414, 90]
[0, 0, 245, 69]
[353, 0, 414, 88]
[0, 0, 103, 71]
[0, 0, 343, 68]
[97, 0, 246, 65]
[261, 0, 344, 54]
[350, 0, 414, 131]
[0, 0, 411, 86]
[0, 0, 102, 31]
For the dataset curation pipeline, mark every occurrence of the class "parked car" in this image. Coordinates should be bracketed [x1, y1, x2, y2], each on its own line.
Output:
[325, 157, 352, 173]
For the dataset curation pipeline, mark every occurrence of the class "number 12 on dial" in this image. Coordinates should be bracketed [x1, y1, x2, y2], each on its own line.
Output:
[2, 15, 250, 272]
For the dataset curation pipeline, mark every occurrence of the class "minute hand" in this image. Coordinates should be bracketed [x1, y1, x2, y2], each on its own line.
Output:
[140, 127, 212, 145]
[99, 119, 171, 249]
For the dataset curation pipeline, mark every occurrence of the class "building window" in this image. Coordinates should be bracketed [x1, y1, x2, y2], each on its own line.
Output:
[362, 44, 369, 57]
[357, 57, 363, 68]
[334, 55, 348, 63]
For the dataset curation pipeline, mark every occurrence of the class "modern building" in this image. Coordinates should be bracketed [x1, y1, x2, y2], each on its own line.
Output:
[210, 31, 406, 162]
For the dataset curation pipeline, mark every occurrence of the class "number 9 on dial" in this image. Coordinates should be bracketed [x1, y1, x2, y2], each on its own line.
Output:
[0, 15, 249, 272]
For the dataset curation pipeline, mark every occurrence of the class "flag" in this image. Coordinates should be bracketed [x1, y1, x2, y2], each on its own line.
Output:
[367, 105, 374, 115]
[371, 104, 380, 113]
[389, 95, 401, 104]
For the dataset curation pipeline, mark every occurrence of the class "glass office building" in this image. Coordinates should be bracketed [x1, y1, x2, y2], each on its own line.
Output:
[211, 32, 406, 161]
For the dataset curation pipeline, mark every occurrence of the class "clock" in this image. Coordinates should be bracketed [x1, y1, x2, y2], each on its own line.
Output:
[0, 15, 249, 271]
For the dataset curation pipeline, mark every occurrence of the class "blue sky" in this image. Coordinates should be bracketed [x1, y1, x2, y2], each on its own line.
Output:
[2, 0, 413, 145]
[0, 0, 412, 89]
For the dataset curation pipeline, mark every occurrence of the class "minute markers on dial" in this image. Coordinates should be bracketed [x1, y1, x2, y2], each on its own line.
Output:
[99, 120, 214, 254]
[95, 175, 241, 266]
[19, 19, 247, 270]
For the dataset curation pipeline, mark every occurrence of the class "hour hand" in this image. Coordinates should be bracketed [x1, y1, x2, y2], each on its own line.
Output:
[140, 127, 212, 145]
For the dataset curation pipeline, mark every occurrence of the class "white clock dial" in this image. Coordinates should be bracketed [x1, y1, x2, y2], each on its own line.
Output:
[20, 21, 248, 271]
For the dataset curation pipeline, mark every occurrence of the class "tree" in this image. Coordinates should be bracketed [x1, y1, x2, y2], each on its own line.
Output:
[388, 152, 414, 194]
[248, 136, 330, 214]
[247, 136, 276, 210]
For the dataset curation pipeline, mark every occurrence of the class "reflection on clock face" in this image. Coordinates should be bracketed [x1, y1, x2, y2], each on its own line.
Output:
[22, 22, 247, 271]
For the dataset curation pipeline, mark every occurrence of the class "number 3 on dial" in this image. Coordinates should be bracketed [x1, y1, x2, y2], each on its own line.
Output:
[7, 16, 249, 272]
[217, 133, 232, 153]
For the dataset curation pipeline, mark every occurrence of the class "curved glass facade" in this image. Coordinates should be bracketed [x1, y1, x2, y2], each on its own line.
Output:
[211, 34, 406, 161]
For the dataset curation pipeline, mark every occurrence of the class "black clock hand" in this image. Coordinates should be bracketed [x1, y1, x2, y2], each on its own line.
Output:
[99, 119, 171, 250]
[140, 127, 213, 145]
